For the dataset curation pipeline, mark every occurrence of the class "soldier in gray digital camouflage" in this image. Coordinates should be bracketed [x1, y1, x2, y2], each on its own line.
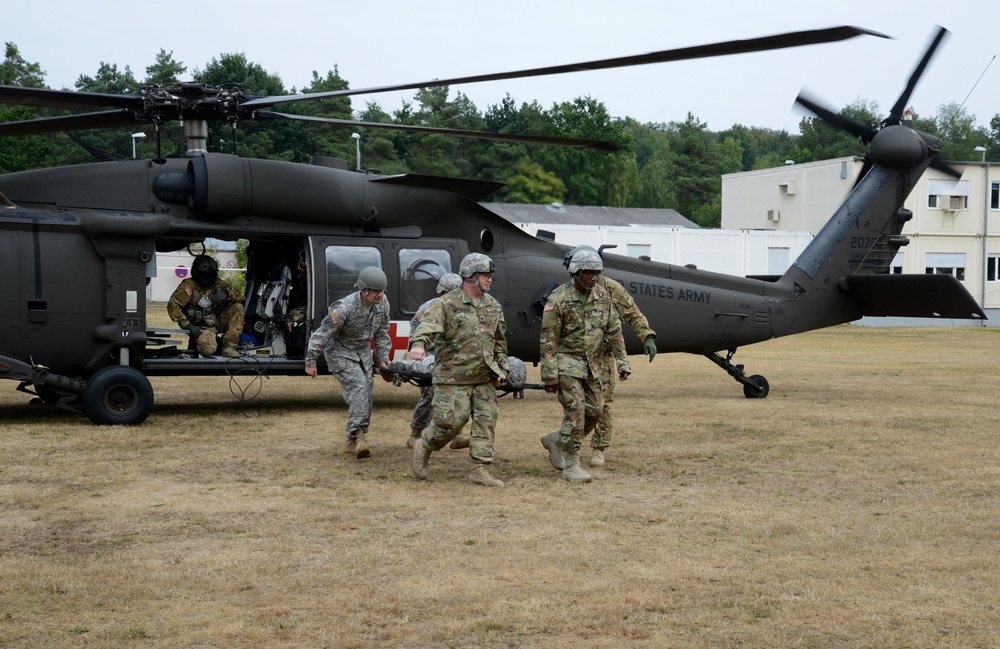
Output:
[561, 245, 657, 467]
[404, 272, 469, 450]
[540, 249, 630, 482]
[409, 253, 510, 487]
[304, 266, 391, 459]
[167, 254, 244, 359]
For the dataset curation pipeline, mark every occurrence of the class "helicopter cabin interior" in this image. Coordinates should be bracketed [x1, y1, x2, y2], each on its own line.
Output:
[142, 234, 470, 375]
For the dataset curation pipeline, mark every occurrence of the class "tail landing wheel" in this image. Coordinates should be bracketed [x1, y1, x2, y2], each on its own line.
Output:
[705, 349, 770, 399]
[743, 374, 769, 399]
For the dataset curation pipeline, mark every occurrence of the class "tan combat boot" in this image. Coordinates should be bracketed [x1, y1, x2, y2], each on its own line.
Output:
[449, 434, 471, 449]
[354, 429, 371, 459]
[412, 437, 432, 480]
[590, 449, 606, 467]
[221, 344, 240, 359]
[541, 431, 566, 470]
[342, 436, 357, 455]
[561, 451, 593, 483]
[407, 428, 422, 449]
[469, 464, 504, 487]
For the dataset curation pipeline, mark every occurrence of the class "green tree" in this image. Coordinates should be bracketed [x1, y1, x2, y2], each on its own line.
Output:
[0, 43, 47, 172]
[536, 96, 630, 205]
[294, 67, 355, 162]
[666, 113, 720, 226]
[144, 49, 186, 87]
[195, 53, 307, 161]
[503, 157, 566, 204]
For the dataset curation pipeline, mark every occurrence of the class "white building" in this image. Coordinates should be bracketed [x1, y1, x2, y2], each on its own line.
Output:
[722, 156, 998, 322]
[485, 203, 813, 278]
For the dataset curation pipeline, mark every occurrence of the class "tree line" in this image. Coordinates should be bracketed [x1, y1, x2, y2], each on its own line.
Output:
[3, 43, 999, 227]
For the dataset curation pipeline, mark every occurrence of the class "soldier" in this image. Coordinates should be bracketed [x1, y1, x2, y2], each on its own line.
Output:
[405, 272, 469, 450]
[409, 253, 509, 487]
[560, 245, 657, 467]
[540, 249, 630, 482]
[304, 266, 391, 459]
[167, 254, 244, 359]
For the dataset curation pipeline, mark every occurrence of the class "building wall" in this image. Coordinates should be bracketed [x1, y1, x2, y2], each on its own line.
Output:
[510, 223, 813, 277]
[722, 158, 1000, 311]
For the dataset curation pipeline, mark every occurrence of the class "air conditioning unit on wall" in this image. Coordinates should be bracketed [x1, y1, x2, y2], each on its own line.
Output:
[767, 209, 780, 222]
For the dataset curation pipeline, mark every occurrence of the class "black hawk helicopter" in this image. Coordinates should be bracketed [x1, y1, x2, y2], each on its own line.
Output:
[0, 26, 985, 425]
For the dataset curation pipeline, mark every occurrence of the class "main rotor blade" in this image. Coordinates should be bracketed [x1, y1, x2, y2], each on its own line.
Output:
[0, 85, 142, 111]
[0, 109, 140, 136]
[887, 26, 949, 122]
[253, 110, 621, 152]
[245, 25, 889, 109]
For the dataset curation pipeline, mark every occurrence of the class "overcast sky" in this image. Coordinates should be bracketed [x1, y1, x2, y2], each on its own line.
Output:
[6, 0, 999, 138]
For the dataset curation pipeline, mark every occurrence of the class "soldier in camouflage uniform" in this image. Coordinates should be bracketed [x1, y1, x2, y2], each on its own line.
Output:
[409, 253, 509, 487]
[405, 272, 469, 450]
[304, 266, 391, 459]
[540, 249, 630, 482]
[562, 245, 657, 468]
[167, 254, 244, 358]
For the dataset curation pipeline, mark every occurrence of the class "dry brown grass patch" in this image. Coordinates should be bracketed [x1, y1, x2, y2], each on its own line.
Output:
[2, 325, 999, 647]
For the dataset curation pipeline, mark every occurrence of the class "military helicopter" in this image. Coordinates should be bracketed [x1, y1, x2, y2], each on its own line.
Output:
[0, 26, 985, 425]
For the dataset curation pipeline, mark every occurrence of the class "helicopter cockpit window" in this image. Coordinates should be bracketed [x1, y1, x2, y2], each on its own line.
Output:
[399, 248, 452, 314]
[325, 246, 382, 304]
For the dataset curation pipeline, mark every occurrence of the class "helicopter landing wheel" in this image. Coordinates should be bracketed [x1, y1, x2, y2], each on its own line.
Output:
[83, 365, 154, 425]
[742, 374, 769, 399]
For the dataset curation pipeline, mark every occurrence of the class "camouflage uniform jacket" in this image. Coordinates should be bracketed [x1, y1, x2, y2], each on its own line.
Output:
[408, 289, 509, 385]
[304, 291, 391, 370]
[167, 277, 244, 329]
[600, 275, 656, 346]
[540, 281, 629, 385]
[409, 294, 448, 359]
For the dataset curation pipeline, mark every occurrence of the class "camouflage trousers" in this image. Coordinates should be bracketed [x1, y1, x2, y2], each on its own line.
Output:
[423, 383, 498, 464]
[591, 353, 618, 450]
[327, 357, 373, 438]
[191, 302, 243, 357]
[410, 385, 435, 430]
[556, 373, 604, 453]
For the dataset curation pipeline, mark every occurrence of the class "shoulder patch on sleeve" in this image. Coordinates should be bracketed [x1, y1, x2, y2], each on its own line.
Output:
[329, 310, 339, 324]
[543, 302, 554, 312]
[184, 287, 192, 296]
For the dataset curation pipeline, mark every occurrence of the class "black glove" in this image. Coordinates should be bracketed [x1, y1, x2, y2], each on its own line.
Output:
[211, 289, 229, 305]
[184, 323, 202, 338]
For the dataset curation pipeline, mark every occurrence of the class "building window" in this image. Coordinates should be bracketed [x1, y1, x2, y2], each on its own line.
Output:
[627, 243, 651, 259]
[991, 182, 999, 210]
[927, 179, 971, 210]
[767, 247, 790, 275]
[988, 255, 1000, 282]
[924, 252, 966, 281]
[891, 252, 904, 275]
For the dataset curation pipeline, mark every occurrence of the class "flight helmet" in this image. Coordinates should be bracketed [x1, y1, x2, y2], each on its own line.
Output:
[192, 255, 219, 287]
[436, 272, 463, 294]
[458, 253, 495, 277]
[355, 266, 388, 291]
[567, 249, 604, 274]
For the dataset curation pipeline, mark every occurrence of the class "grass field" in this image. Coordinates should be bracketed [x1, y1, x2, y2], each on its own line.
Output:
[1, 324, 998, 648]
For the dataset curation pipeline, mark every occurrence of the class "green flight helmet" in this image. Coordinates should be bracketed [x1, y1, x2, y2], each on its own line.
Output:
[354, 266, 388, 291]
